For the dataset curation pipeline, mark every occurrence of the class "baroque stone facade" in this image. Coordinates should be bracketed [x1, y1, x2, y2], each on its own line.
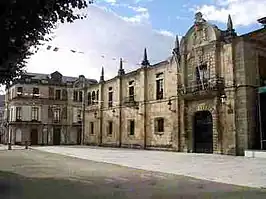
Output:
[5, 13, 266, 155]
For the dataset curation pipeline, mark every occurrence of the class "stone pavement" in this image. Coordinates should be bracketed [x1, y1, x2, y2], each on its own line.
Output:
[31, 146, 266, 189]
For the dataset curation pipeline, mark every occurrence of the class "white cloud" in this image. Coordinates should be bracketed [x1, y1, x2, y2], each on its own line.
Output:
[196, 0, 266, 27]
[26, 5, 175, 81]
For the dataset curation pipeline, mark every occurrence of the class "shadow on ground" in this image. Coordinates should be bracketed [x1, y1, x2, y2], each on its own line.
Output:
[1, 170, 266, 199]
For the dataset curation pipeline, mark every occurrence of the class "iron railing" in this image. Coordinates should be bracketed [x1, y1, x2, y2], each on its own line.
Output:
[182, 77, 225, 94]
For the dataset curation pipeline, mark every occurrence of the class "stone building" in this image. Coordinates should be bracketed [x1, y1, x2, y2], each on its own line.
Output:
[5, 71, 97, 145]
[5, 13, 266, 155]
[83, 13, 266, 155]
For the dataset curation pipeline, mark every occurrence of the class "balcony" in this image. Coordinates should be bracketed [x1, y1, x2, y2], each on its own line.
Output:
[123, 95, 139, 108]
[179, 77, 225, 100]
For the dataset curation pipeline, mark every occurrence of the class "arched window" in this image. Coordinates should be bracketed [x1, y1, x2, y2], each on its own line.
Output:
[87, 92, 92, 105]
[92, 91, 96, 105]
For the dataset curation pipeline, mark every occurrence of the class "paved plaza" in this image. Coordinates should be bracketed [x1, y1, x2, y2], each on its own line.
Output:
[32, 146, 266, 189]
[0, 149, 266, 199]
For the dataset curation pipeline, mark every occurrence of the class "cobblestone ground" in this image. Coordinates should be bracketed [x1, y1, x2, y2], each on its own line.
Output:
[0, 150, 266, 199]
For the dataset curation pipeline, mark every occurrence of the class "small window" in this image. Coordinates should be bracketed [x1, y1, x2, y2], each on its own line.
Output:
[31, 107, 39, 121]
[79, 91, 83, 102]
[129, 85, 134, 101]
[55, 90, 61, 100]
[155, 118, 164, 133]
[53, 108, 60, 122]
[33, 87, 40, 98]
[92, 91, 96, 104]
[109, 87, 113, 91]
[16, 107, 22, 121]
[17, 87, 23, 96]
[88, 92, 92, 105]
[90, 122, 94, 135]
[108, 91, 113, 108]
[156, 78, 163, 100]
[73, 91, 78, 101]
[96, 90, 99, 103]
[128, 120, 135, 135]
[107, 121, 113, 135]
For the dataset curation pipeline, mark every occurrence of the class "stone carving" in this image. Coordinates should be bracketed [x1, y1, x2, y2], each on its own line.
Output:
[194, 12, 206, 24]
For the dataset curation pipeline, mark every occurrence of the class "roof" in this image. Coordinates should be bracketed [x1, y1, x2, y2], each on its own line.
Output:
[25, 72, 98, 84]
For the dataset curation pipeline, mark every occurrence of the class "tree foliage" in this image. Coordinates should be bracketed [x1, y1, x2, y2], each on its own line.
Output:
[0, 0, 93, 85]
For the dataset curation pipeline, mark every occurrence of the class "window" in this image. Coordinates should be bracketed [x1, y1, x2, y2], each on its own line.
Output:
[156, 78, 164, 100]
[16, 107, 22, 121]
[107, 121, 113, 135]
[62, 89, 68, 100]
[196, 63, 209, 90]
[49, 87, 54, 99]
[33, 87, 40, 98]
[156, 73, 164, 100]
[96, 90, 99, 103]
[128, 120, 135, 135]
[88, 92, 92, 105]
[108, 87, 113, 108]
[90, 122, 94, 135]
[79, 91, 83, 102]
[73, 91, 78, 101]
[155, 118, 164, 133]
[17, 87, 23, 96]
[92, 91, 96, 105]
[128, 85, 135, 101]
[53, 109, 60, 122]
[77, 110, 82, 122]
[31, 107, 39, 121]
[55, 89, 61, 100]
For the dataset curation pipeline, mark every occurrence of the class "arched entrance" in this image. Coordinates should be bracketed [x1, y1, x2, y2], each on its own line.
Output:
[193, 111, 213, 153]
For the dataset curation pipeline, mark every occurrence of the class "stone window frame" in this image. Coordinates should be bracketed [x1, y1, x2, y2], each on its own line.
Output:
[31, 107, 39, 121]
[15, 107, 22, 121]
[127, 119, 135, 136]
[108, 87, 113, 108]
[154, 117, 164, 134]
[55, 89, 61, 100]
[155, 72, 164, 100]
[90, 122, 94, 135]
[107, 120, 113, 136]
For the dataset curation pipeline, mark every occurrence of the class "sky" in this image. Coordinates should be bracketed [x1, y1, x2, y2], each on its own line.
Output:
[26, 0, 266, 81]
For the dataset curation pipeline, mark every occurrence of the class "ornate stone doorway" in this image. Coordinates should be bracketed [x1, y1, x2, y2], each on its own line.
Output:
[193, 111, 213, 153]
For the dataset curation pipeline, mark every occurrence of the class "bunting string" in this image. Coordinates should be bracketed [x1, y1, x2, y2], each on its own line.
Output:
[33, 43, 163, 66]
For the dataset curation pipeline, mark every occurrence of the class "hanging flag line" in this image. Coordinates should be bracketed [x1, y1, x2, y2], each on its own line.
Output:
[35, 43, 162, 66]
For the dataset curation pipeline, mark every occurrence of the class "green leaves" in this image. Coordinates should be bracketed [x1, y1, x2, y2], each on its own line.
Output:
[0, 0, 92, 85]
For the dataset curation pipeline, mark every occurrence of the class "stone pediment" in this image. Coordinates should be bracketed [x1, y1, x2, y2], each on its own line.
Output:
[180, 12, 222, 54]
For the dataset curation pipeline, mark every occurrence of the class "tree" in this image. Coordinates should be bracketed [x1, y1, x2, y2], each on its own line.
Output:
[0, 0, 93, 85]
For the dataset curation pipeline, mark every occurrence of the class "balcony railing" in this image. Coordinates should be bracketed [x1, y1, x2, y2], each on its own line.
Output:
[123, 95, 138, 107]
[180, 77, 225, 95]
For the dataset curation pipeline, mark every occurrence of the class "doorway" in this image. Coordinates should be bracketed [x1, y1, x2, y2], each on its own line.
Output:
[53, 127, 61, 145]
[193, 111, 213, 153]
[30, 129, 38, 145]
[77, 128, 82, 145]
